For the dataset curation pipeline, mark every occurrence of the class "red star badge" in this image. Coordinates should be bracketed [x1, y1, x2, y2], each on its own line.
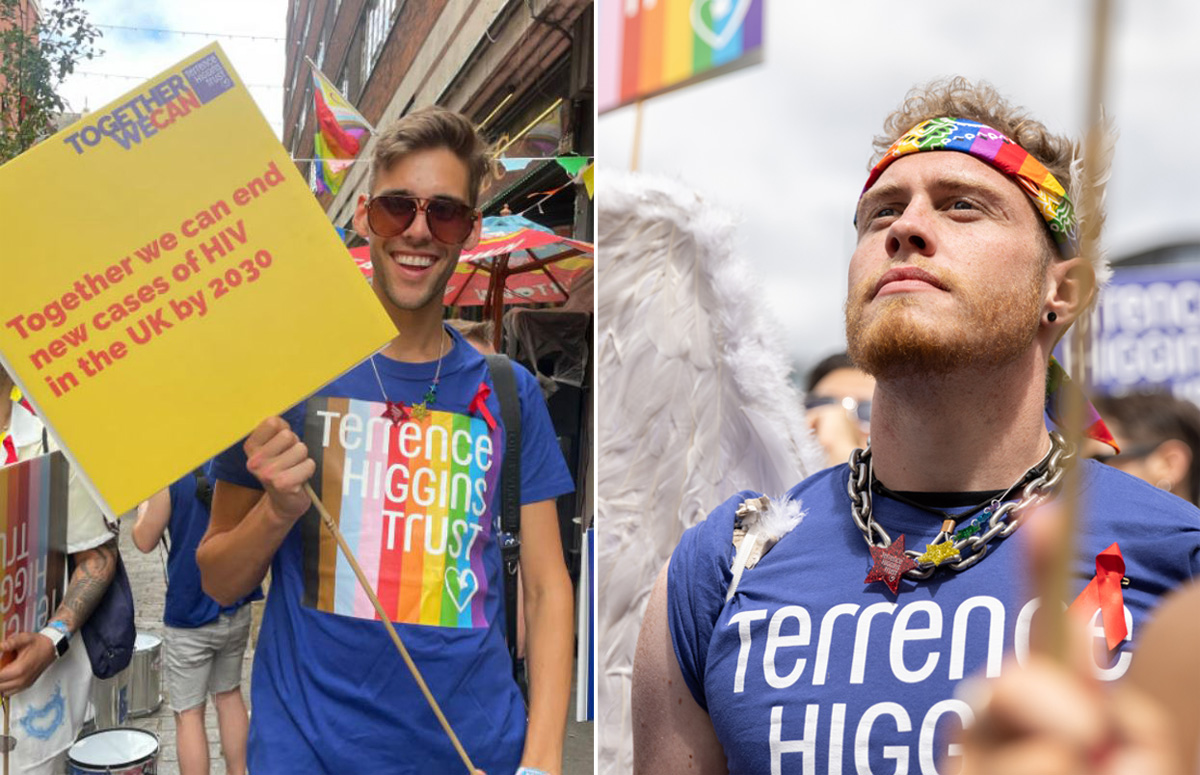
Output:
[381, 401, 410, 426]
[864, 534, 918, 594]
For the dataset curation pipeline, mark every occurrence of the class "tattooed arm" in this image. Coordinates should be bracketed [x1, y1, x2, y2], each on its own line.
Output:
[56, 539, 119, 633]
[0, 539, 117, 696]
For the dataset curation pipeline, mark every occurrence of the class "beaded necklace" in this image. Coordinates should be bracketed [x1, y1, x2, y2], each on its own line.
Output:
[369, 330, 446, 423]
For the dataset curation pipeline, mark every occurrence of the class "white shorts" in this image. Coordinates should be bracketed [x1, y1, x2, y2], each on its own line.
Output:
[163, 606, 251, 713]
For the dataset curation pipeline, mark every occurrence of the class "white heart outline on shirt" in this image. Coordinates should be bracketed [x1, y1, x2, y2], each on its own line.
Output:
[444, 567, 479, 613]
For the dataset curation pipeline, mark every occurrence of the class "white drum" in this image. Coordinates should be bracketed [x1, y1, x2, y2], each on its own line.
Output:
[67, 728, 159, 774]
[128, 633, 162, 717]
[89, 669, 129, 730]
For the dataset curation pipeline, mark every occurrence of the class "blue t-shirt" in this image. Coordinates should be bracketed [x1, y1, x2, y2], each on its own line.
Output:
[163, 468, 262, 628]
[669, 460, 1200, 775]
[211, 325, 574, 774]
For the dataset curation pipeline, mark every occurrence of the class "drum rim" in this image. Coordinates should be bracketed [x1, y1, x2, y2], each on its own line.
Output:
[67, 727, 160, 767]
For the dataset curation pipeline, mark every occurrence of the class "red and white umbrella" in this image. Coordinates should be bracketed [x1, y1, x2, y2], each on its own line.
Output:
[348, 214, 593, 320]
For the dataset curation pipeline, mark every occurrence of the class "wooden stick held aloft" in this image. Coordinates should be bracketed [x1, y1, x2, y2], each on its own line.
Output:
[1043, 0, 1113, 665]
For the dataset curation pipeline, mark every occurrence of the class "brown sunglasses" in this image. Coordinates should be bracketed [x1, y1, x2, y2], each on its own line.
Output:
[366, 194, 478, 245]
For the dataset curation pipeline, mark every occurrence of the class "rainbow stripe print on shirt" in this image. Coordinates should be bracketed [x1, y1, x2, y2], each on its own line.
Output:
[300, 396, 500, 628]
[0, 452, 68, 640]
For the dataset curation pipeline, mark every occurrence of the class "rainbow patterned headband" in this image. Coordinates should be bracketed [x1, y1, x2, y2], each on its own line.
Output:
[859, 117, 1080, 257]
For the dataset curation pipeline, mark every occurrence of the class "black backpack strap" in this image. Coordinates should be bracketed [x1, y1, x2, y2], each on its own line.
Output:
[486, 354, 522, 536]
[485, 354, 524, 694]
[192, 467, 213, 511]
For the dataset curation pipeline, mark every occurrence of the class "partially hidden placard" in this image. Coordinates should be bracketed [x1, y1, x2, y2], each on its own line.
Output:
[598, 0, 765, 113]
[0, 453, 68, 640]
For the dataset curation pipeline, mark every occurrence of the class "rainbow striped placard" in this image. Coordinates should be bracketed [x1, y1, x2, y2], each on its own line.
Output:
[599, 0, 765, 113]
[300, 397, 501, 628]
[0, 453, 68, 640]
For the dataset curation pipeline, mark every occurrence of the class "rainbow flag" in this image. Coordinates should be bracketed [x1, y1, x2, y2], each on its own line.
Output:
[599, 0, 765, 113]
[309, 61, 373, 196]
[300, 396, 500, 627]
[0, 453, 68, 639]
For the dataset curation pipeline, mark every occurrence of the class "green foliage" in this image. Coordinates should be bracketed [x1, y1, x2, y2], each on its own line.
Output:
[0, 0, 101, 163]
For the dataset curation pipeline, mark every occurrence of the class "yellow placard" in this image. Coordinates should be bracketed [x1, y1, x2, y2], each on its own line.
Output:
[0, 44, 396, 516]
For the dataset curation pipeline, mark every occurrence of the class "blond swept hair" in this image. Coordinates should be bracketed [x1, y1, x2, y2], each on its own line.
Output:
[369, 106, 495, 205]
[445, 318, 493, 347]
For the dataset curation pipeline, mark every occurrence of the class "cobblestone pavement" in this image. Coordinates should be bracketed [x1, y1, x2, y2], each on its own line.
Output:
[83, 524, 593, 774]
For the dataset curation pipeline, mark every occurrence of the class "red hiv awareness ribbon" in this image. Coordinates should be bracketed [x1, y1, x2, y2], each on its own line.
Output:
[2, 432, 16, 465]
[469, 382, 497, 431]
[1068, 542, 1127, 651]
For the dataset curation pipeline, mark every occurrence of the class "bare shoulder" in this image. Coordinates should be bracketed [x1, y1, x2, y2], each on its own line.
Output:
[632, 561, 727, 775]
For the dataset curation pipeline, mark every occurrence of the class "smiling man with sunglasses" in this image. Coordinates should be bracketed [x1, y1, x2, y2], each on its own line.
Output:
[632, 78, 1200, 774]
[197, 107, 575, 775]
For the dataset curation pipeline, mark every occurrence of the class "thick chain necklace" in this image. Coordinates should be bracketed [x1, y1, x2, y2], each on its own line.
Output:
[848, 431, 1072, 581]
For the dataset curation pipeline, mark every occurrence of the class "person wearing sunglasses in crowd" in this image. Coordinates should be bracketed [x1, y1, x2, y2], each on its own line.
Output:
[632, 78, 1200, 774]
[804, 351, 876, 468]
[196, 107, 575, 775]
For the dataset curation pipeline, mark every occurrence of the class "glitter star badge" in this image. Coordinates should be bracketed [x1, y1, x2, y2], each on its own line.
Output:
[865, 534, 918, 594]
[411, 402, 431, 421]
[381, 401, 410, 426]
[918, 541, 961, 567]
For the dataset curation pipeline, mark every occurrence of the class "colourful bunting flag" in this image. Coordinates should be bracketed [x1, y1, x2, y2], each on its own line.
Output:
[500, 158, 536, 172]
[309, 60, 372, 196]
[580, 162, 594, 199]
[555, 155, 588, 177]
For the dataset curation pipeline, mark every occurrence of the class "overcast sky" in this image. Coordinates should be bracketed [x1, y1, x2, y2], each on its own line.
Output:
[597, 0, 1200, 373]
[57, 0, 287, 137]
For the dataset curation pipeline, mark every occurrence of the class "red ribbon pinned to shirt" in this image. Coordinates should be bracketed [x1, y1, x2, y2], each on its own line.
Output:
[2, 433, 15, 465]
[1068, 542, 1127, 651]
[469, 383, 497, 431]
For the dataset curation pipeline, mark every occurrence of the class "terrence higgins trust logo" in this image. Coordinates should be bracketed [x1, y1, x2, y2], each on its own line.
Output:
[62, 52, 236, 156]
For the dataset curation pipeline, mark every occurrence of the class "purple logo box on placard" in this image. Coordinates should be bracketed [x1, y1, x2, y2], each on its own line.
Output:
[183, 53, 235, 104]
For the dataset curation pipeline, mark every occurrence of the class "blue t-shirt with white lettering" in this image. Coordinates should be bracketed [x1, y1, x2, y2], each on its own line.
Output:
[669, 461, 1200, 775]
[211, 325, 574, 774]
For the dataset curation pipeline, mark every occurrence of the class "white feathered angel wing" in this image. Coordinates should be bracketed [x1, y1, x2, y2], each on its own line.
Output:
[597, 174, 826, 774]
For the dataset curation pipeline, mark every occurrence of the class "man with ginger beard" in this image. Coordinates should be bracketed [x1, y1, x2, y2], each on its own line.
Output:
[631, 77, 1200, 775]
